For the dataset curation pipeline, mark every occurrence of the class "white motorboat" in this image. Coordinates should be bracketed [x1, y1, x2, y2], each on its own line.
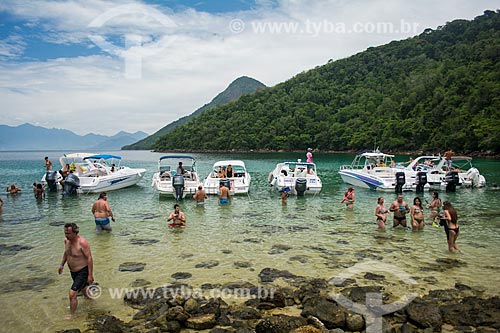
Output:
[268, 160, 322, 195]
[400, 155, 486, 190]
[339, 151, 416, 192]
[203, 160, 251, 195]
[42, 153, 146, 193]
[151, 155, 202, 200]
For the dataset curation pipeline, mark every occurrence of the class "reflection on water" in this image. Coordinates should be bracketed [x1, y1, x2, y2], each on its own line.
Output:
[0, 151, 499, 332]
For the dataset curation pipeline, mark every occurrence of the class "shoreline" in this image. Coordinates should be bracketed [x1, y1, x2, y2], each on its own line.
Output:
[68, 267, 500, 333]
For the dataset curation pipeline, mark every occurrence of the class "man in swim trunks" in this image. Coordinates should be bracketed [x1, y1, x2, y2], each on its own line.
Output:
[389, 194, 409, 228]
[219, 182, 230, 204]
[193, 185, 207, 205]
[167, 204, 186, 227]
[91, 192, 115, 232]
[44, 156, 53, 171]
[58, 223, 94, 314]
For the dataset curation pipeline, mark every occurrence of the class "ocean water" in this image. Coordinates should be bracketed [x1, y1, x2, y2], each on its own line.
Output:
[0, 150, 499, 332]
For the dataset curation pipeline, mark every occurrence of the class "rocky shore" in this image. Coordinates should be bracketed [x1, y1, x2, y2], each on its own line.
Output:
[58, 267, 500, 333]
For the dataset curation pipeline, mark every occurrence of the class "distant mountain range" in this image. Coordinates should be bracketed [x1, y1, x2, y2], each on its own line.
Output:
[122, 76, 266, 150]
[0, 123, 148, 151]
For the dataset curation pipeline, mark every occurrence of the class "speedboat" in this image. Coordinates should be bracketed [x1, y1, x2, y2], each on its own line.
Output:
[203, 160, 251, 195]
[399, 155, 486, 190]
[42, 153, 146, 193]
[339, 151, 416, 192]
[151, 155, 202, 200]
[268, 160, 322, 195]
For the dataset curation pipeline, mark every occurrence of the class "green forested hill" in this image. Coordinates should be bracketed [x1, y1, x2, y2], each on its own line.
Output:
[122, 76, 265, 150]
[155, 10, 500, 154]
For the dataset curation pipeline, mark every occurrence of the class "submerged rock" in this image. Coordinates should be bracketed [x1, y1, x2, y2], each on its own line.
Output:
[118, 262, 146, 272]
[195, 260, 219, 269]
[171, 272, 192, 280]
[130, 238, 159, 245]
[258, 268, 298, 282]
[0, 276, 55, 293]
[0, 243, 33, 255]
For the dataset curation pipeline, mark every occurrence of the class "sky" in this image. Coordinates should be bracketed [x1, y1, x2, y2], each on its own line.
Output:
[0, 0, 498, 136]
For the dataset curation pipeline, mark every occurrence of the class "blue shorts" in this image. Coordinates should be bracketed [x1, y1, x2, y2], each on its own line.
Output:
[219, 198, 228, 204]
[95, 217, 112, 232]
[70, 266, 89, 292]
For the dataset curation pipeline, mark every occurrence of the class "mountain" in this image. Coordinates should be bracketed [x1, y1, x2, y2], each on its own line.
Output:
[0, 123, 148, 150]
[122, 76, 266, 150]
[154, 10, 500, 154]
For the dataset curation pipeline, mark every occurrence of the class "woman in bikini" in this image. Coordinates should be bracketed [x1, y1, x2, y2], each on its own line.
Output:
[427, 191, 442, 224]
[375, 197, 389, 230]
[410, 197, 425, 231]
[442, 201, 460, 252]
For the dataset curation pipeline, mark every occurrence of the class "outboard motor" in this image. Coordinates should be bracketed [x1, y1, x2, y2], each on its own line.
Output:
[172, 175, 185, 201]
[63, 173, 80, 195]
[445, 171, 460, 192]
[295, 178, 307, 196]
[415, 171, 427, 193]
[395, 172, 406, 193]
[45, 170, 58, 192]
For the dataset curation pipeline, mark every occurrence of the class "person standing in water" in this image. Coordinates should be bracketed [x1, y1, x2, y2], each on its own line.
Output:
[91, 192, 115, 232]
[167, 204, 186, 227]
[341, 187, 355, 209]
[389, 194, 409, 228]
[192, 185, 207, 205]
[375, 197, 389, 230]
[219, 182, 230, 204]
[58, 223, 94, 315]
[441, 201, 460, 252]
[410, 197, 425, 231]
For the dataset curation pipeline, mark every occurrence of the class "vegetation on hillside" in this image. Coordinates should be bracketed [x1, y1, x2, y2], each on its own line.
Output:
[155, 10, 500, 154]
[122, 76, 265, 150]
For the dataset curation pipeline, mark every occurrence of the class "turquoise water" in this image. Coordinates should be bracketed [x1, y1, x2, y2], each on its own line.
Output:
[0, 151, 499, 332]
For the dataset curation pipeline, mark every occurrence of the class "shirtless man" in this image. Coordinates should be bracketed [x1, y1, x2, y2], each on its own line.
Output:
[45, 156, 53, 171]
[167, 204, 186, 227]
[91, 192, 115, 232]
[389, 194, 410, 228]
[192, 185, 207, 205]
[58, 223, 94, 314]
[219, 182, 230, 204]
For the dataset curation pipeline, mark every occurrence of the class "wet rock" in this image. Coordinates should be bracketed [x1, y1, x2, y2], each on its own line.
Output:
[346, 313, 365, 331]
[341, 286, 384, 303]
[301, 296, 346, 329]
[406, 299, 442, 330]
[268, 244, 292, 254]
[222, 249, 233, 254]
[185, 313, 217, 330]
[119, 262, 146, 272]
[288, 225, 310, 232]
[255, 314, 308, 333]
[89, 315, 126, 333]
[130, 238, 159, 245]
[171, 272, 192, 280]
[55, 330, 81, 333]
[290, 326, 322, 333]
[209, 328, 235, 333]
[201, 283, 221, 290]
[455, 282, 472, 291]
[234, 261, 252, 268]
[258, 268, 298, 282]
[0, 243, 33, 255]
[165, 305, 190, 323]
[233, 307, 262, 320]
[222, 281, 257, 290]
[184, 298, 200, 314]
[440, 296, 500, 329]
[195, 260, 219, 269]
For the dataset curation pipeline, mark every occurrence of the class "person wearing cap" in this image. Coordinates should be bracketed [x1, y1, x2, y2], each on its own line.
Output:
[306, 148, 313, 163]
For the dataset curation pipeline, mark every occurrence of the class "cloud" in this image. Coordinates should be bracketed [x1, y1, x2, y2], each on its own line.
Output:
[0, 0, 498, 135]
